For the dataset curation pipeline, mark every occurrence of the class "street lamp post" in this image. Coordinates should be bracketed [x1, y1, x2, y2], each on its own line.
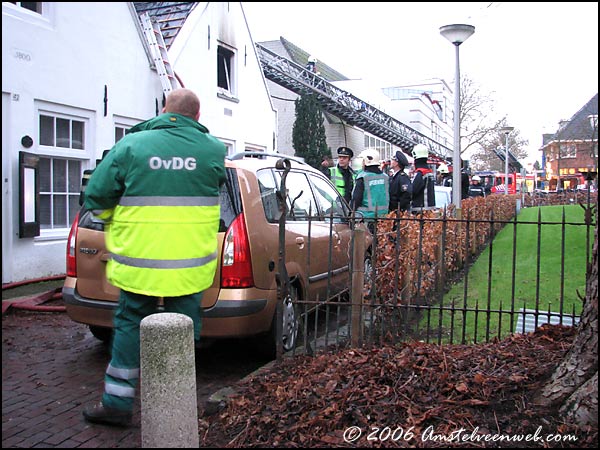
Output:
[440, 24, 475, 210]
[500, 126, 514, 195]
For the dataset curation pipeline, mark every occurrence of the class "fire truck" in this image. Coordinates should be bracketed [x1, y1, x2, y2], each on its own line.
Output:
[472, 171, 518, 194]
[472, 146, 526, 194]
[473, 170, 540, 194]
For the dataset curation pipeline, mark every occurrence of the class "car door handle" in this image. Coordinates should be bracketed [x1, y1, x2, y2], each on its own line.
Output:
[333, 232, 341, 245]
[295, 236, 305, 249]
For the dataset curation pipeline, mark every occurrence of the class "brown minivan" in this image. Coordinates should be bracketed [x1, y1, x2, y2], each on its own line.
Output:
[64, 152, 370, 357]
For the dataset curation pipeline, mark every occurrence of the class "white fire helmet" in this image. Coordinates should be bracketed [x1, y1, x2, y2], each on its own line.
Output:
[359, 149, 381, 167]
[412, 143, 429, 160]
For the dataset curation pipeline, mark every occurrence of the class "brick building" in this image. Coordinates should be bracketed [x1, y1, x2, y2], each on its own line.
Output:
[540, 93, 598, 190]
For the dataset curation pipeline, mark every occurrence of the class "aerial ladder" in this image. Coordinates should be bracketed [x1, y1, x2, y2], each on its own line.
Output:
[140, 12, 178, 95]
[493, 147, 523, 171]
[256, 43, 451, 159]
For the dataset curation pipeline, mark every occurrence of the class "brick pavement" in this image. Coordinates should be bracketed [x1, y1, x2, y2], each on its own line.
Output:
[2, 305, 268, 448]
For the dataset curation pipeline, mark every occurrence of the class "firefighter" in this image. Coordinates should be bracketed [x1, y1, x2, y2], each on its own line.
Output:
[351, 149, 390, 230]
[468, 175, 486, 198]
[388, 150, 412, 212]
[81, 88, 226, 427]
[410, 144, 436, 212]
[437, 163, 452, 187]
[306, 55, 317, 72]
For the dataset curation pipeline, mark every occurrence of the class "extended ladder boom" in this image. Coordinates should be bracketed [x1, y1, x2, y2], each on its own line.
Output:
[256, 44, 450, 158]
[493, 147, 522, 171]
[140, 12, 178, 95]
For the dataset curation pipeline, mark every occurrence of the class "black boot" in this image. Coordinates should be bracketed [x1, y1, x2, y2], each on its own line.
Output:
[83, 402, 132, 427]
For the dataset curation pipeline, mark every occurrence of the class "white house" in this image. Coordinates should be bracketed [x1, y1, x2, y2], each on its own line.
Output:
[160, 2, 276, 155]
[2, 2, 276, 283]
[382, 79, 454, 153]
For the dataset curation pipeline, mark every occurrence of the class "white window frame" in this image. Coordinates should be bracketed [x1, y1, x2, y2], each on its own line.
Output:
[2, 2, 54, 30]
[218, 138, 235, 157]
[37, 156, 82, 235]
[39, 114, 85, 151]
[114, 115, 141, 144]
[245, 143, 266, 153]
[35, 102, 94, 239]
[217, 42, 237, 99]
[560, 143, 577, 159]
[364, 133, 392, 161]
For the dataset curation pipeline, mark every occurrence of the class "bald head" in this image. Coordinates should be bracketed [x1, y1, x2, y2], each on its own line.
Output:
[163, 88, 200, 120]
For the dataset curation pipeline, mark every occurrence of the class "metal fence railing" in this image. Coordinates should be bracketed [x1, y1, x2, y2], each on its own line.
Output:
[284, 192, 596, 358]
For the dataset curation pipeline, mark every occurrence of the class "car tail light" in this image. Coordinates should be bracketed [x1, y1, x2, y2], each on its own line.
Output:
[66, 212, 79, 277]
[221, 212, 254, 288]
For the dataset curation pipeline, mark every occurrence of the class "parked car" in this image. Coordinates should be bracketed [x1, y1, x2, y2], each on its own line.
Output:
[63, 152, 371, 357]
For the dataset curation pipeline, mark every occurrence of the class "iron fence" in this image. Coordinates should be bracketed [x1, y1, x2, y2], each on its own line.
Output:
[285, 192, 596, 358]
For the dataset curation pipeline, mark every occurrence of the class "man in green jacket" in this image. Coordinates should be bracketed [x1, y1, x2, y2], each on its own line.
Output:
[82, 88, 226, 427]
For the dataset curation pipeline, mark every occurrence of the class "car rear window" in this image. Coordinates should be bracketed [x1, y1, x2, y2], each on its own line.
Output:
[77, 167, 241, 233]
[219, 167, 242, 232]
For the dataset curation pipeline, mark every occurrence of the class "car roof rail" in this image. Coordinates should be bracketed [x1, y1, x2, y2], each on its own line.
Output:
[228, 151, 308, 165]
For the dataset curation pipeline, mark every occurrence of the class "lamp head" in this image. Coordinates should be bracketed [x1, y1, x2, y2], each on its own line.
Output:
[440, 24, 475, 45]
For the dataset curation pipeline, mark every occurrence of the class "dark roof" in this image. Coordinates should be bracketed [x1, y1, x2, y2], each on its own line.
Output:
[551, 93, 598, 141]
[133, 2, 197, 49]
[542, 133, 554, 146]
[259, 37, 349, 82]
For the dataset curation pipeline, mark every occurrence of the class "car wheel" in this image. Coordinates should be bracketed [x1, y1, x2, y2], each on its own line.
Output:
[89, 326, 112, 344]
[256, 285, 301, 360]
[281, 286, 300, 352]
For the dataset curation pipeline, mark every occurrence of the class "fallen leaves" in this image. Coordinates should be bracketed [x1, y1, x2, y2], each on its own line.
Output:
[199, 325, 597, 448]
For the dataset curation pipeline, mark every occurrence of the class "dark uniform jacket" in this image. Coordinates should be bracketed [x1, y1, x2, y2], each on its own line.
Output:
[389, 169, 412, 212]
[468, 183, 486, 198]
[411, 166, 436, 210]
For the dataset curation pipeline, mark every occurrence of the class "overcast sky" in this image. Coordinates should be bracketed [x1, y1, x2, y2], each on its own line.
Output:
[243, 2, 598, 164]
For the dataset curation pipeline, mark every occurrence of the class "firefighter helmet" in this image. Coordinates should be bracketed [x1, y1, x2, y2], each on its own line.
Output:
[359, 149, 381, 167]
[412, 144, 429, 160]
[438, 163, 449, 174]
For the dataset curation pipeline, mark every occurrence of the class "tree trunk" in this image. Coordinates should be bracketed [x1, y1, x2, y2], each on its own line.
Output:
[537, 212, 598, 427]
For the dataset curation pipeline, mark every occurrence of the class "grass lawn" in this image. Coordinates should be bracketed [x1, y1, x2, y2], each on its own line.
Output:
[422, 204, 593, 344]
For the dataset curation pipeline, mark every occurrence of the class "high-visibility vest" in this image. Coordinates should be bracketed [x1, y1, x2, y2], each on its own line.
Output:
[329, 166, 355, 198]
[85, 113, 226, 297]
[356, 171, 389, 218]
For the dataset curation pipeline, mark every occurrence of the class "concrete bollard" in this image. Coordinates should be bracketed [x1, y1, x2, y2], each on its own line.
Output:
[140, 313, 199, 448]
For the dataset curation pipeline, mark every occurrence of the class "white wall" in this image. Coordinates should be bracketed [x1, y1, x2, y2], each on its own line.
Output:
[2, 2, 278, 282]
[382, 79, 454, 154]
[170, 2, 277, 155]
[2, 2, 162, 282]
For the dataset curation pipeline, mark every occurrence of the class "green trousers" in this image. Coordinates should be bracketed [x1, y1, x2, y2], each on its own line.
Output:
[102, 290, 202, 411]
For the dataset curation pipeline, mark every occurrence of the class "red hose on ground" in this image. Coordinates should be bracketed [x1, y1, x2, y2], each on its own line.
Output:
[2, 276, 66, 314]
[2, 274, 66, 290]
